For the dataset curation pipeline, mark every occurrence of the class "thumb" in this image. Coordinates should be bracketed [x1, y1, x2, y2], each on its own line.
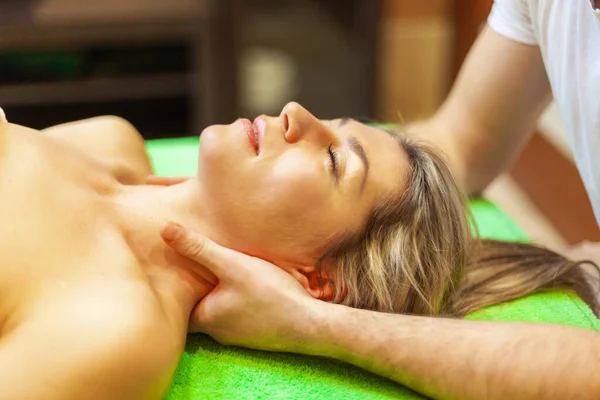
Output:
[161, 222, 235, 281]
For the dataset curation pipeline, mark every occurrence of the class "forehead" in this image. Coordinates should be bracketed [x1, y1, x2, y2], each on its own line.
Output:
[327, 118, 411, 199]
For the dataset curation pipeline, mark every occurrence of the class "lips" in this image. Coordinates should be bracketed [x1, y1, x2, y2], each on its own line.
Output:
[241, 118, 258, 154]
[241, 117, 266, 155]
[253, 117, 265, 153]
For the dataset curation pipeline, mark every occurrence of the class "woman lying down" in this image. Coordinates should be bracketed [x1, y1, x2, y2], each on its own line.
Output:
[0, 103, 597, 399]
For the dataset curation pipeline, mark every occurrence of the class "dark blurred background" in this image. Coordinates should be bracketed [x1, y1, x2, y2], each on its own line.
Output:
[0, 0, 387, 138]
[0, 0, 463, 139]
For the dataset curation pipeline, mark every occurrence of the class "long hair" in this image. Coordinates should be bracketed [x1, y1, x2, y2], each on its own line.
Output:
[320, 135, 600, 317]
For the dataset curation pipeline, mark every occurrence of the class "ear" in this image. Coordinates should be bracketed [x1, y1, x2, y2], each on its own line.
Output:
[288, 265, 346, 302]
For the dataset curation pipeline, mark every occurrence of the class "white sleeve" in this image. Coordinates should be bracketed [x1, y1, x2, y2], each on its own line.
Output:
[487, 0, 538, 45]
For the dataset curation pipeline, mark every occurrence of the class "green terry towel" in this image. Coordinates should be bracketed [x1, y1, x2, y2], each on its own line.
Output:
[145, 137, 600, 400]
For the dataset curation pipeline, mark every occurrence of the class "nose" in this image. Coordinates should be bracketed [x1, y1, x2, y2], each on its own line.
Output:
[280, 102, 336, 146]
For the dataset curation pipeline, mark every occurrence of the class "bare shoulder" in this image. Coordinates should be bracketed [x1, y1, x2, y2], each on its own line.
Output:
[0, 293, 182, 400]
[0, 123, 45, 166]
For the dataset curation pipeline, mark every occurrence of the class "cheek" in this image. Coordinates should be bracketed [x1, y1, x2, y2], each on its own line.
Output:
[204, 152, 338, 259]
[266, 160, 327, 204]
[258, 155, 332, 226]
[197, 141, 358, 264]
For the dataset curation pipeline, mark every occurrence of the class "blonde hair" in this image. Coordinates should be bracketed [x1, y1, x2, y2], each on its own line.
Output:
[320, 135, 599, 317]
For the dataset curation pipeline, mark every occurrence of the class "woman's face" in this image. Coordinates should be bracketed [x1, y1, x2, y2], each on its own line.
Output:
[196, 102, 410, 269]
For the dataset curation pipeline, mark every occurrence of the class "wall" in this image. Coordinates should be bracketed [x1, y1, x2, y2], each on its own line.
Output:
[377, 0, 454, 123]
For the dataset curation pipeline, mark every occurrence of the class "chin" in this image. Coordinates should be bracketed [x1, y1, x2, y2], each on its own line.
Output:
[196, 129, 231, 178]
[200, 122, 251, 166]
[198, 125, 224, 156]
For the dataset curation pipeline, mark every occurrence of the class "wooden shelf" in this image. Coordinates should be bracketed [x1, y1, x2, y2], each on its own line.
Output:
[33, 0, 203, 24]
[0, 73, 190, 106]
[0, 0, 204, 50]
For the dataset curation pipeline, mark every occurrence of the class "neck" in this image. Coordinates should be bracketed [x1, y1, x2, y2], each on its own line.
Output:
[110, 180, 217, 324]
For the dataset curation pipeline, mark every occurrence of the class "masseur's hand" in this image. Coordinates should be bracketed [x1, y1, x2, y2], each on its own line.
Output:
[562, 241, 600, 264]
[159, 224, 600, 400]
[160, 222, 324, 352]
[562, 241, 600, 293]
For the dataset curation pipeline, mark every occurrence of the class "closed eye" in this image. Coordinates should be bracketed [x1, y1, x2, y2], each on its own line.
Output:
[328, 144, 340, 182]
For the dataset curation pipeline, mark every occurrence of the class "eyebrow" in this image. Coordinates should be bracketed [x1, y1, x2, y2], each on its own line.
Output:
[348, 136, 369, 192]
[338, 117, 352, 128]
[336, 118, 369, 192]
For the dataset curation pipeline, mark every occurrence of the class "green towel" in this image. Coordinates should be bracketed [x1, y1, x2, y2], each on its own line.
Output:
[145, 137, 600, 400]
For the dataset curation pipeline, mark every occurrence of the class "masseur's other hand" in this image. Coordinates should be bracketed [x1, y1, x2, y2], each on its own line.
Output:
[160, 222, 324, 353]
[562, 241, 600, 264]
[562, 241, 600, 293]
[146, 175, 191, 186]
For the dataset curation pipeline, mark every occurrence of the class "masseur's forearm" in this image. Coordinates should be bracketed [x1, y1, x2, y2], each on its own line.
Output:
[404, 119, 467, 190]
[402, 27, 553, 195]
[307, 303, 600, 400]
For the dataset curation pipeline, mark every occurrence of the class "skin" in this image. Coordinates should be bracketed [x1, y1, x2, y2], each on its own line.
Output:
[42, 116, 153, 185]
[162, 26, 600, 400]
[0, 104, 407, 398]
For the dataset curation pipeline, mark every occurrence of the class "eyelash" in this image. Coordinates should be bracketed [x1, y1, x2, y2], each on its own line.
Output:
[328, 144, 339, 178]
